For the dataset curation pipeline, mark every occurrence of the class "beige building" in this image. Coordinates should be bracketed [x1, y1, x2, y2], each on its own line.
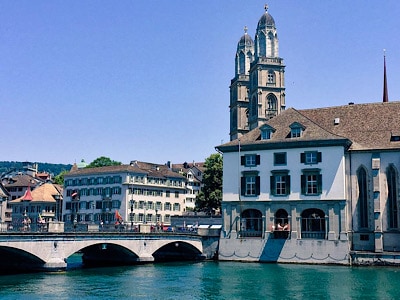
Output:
[9, 183, 63, 229]
[63, 161, 187, 226]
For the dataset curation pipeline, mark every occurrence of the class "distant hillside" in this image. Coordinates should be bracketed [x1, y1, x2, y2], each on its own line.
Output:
[0, 161, 72, 176]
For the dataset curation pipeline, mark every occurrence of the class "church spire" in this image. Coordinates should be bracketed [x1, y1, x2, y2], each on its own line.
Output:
[383, 49, 388, 103]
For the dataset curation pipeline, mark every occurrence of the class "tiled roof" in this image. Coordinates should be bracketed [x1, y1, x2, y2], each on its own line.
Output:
[65, 164, 146, 177]
[219, 101, 400, 152]
[65, 162, 185, 180]
[10, 183, 63, 203]
[300, 101, 400, 151]
[218, 107, 349, 151]
[2, 174, 41, 188]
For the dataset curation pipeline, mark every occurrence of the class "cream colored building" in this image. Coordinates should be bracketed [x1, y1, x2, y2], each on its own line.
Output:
[63, 161, 187, 226]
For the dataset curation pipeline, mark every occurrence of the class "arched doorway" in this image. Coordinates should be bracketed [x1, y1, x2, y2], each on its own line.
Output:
[301, 208, 326, 239]
[274, 209, 290, 239]
[240, 209, 263, 237]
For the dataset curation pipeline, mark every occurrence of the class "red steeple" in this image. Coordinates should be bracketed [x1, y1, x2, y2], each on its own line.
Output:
[383, 50, 389, 103]
[22, 186, 33, 201]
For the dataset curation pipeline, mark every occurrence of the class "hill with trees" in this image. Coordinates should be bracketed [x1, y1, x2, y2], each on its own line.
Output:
[0, 161, 72, 177]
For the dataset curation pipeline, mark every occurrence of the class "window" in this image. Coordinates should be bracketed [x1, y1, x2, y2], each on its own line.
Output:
[241, 154, 260, 167]
[260, 124, 276, 140]
[267, 71, 275, 83]
[175, 191, 179, 198]
[166, 190, 170, 198]
[261, 130, 272, 140]
[241, 172, 260, 196]
[358, 167, 368, 228]
[291, 128, 301, 138]
[301, 169, 322, 195]
[301, 151, 322, 165]
[164, 202, 171, 211]
[274, 152, 287, 165]
[270, 171, 290, 196]
[387, 165, 398, 228]
[289, 122, 305, 138]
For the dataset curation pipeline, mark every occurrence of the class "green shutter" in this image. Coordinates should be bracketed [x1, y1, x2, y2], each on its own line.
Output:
[270, 176, 276, 195]
[256, 155, 261, 165]
[317, 174, 323, 194]
[241, 177, 245, 196]
[256, 176, 260, 195]
[241, 156, 245, 165]
[301, 174, 306, 194]
[286, 175, 291, 195]
[300, 153, 305, 163]
[317, 152, 322, 163]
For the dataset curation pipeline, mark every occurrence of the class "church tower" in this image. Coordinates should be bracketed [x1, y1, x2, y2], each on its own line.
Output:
[230, 5, 286, 141]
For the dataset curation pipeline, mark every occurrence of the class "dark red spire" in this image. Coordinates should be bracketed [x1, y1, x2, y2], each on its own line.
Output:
[383, 50, 388, 103]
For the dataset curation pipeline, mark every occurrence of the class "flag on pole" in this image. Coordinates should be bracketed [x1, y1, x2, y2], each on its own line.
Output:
[115, 210, 122, 221]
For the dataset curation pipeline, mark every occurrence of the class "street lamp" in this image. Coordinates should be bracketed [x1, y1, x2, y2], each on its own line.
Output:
[54, 194, 61, 222]
[130, 199, 134, 230]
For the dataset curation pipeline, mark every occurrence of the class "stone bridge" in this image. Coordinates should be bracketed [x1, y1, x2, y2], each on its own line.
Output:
[0, 232, 210, 273]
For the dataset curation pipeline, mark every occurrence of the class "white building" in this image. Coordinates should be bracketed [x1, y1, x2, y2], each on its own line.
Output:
[63, 161, 187, 226]
[218, 102, 400, 264]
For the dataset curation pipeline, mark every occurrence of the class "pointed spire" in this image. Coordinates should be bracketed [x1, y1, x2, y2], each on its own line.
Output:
[22, 186, 33, 201]
[383, 49, 388, 103]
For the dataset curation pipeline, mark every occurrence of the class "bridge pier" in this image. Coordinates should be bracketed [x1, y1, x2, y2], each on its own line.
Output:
[42, 258, 67, 272]
[137, 255, 155, 262]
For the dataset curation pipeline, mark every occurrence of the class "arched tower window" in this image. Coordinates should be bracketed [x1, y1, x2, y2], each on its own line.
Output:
[258, 32, 266, 57]
[239, 52, 245, 74]
[387, 165, 398, 229]
[267, 31, 275, 57]
[267, 70, 275, 83]
[358, 167, 369, 229]
[251, 95, 257, 117]
[265, 94, 277, 118]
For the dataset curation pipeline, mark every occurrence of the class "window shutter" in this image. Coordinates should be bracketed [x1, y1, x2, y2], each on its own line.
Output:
[317, 174, 323, 194]
[241, 177, 245, 196]
[256, 155, 261, 165]
[317, 152, 322, 163]
[241, 156, 245, 165]
[256, 176, 260, 195]
[286, 175, 291, 195]
[270, 176, 275, 195]
[301, 174, 306, 194]
[300, 153, 305, 163]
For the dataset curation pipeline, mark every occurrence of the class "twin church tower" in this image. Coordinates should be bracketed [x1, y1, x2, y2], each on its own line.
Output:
[230, 5, 286, 141]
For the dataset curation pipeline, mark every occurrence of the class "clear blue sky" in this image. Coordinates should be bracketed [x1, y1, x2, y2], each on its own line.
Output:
[1, 1, 399, 165]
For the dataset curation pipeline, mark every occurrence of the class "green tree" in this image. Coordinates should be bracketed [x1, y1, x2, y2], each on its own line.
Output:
[54, 170, 68, 185]
[195, 153, 223, 214]
[86, 156, 122, 168]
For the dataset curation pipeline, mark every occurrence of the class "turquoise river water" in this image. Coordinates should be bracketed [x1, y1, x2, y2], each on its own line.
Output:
[0, 254, 399, 299]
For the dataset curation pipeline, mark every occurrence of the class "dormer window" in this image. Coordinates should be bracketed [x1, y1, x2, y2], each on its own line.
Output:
[260, 124, 276, 140]
[289, 122, 305, 138]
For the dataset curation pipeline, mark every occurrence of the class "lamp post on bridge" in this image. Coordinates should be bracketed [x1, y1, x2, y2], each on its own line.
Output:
[130, 199, 134, 231]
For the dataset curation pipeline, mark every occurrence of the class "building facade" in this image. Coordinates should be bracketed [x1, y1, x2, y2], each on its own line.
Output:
[230, 5, 286, 141]
[218, 102, 400, 264]
[63, 161, 188, 226]
[172, 162, 204, 212]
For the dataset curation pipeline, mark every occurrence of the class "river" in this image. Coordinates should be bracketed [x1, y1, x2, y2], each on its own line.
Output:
[0, 255, 399, 299]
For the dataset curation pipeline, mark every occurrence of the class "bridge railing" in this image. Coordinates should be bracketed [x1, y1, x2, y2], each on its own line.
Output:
[0, 222, 200, 235]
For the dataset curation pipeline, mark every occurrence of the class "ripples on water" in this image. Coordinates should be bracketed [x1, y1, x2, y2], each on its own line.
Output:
[0, 255, 400, 300]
